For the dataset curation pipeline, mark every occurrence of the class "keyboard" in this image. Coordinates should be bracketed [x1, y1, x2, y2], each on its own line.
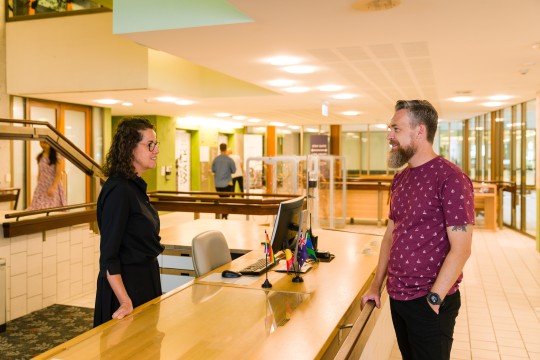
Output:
[239, 258, 276, 275]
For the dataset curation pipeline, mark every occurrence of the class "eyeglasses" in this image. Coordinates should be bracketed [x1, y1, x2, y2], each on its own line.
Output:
[140, 141, 160, 152]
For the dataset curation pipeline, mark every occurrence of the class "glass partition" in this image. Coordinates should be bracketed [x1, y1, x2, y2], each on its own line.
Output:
[524, 100, 536, 236]
[515, 105, 522, 228]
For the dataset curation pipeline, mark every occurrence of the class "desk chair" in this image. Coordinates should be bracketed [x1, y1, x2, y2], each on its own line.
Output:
[191, 230, 232, 277]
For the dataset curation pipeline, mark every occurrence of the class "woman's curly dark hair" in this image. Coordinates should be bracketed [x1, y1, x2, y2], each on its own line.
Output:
[103, 117, 154, 178]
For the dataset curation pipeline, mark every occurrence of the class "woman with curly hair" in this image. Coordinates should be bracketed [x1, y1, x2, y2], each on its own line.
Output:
[93, 117, 164, 327]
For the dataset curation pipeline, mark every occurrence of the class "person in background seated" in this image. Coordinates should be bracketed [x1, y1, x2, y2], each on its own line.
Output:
[211, 143, 236, 219]
[361, 100, 475, 360]
[227, 149, 244, 194]
[26, 141, 66, 210]
[93, 117, 164, 327]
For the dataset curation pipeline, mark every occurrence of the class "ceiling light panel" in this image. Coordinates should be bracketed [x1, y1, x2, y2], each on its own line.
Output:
[265, 56, 302, 66]
[283, 65, 316, 74]
[318, 85, 344, 92]
[284, 87, 310, 93]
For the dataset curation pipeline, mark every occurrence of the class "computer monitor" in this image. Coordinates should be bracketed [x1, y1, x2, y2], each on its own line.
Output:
[269, 196, 306, 257]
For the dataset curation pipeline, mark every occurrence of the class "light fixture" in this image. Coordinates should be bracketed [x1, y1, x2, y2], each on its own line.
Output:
[332, 93, 356, 100]
[175, 99, 194, 106]
[95, 99, 121, 105]
[284, 86, 310, 93]
[482, 102, 503, 107]
[288, 125, 301, 130]
[121, 102, 133, 107]
[450, 96, 473, 103]
[352, 0, 401, 12]
[265, 56, 302, 66]
[269, 122, 286, 127]
[176, 116, 243, 130]
[267, 79, 296, 87]
[155, 96, 177, 103]
[232, 115, 247, 120]
[318, 85, 344, 92]
[283, 65, 316, 74]
[249, 118, 262, 123]
[342, 111, 361, 116]
[277, 129, 292, 135]
[488, 95, 511, 101]
[215, 113, 231, 117]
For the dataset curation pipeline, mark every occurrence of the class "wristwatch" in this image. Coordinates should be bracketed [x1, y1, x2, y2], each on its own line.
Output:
[426, 292, 442, 305]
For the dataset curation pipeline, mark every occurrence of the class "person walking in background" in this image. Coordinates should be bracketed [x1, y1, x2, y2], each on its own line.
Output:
[361, 100, 475, 360]
[93, 117, 164, 327]
[228, 149, 244, 193]
[27, 141, 66, 210]
[211, 143, 235, 219]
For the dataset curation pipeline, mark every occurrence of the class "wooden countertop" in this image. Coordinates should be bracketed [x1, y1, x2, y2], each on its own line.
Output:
[159, 218, 271, 254]
[36, 221, 382, 360]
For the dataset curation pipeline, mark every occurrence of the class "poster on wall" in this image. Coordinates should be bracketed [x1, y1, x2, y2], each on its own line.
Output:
[310, 135, 329, 155]
[175, 130, 191, 192]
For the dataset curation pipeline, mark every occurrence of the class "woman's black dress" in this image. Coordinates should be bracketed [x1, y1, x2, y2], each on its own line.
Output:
[93, 175, 164, 327]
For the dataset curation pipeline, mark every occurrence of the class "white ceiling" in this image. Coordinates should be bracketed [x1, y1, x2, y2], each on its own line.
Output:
[38, 0, 540, 129]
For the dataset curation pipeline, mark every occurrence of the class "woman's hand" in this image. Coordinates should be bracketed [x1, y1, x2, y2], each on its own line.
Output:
[112, 300, 133, 320]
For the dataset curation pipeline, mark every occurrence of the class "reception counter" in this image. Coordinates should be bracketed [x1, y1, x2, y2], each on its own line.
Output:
[35, 220, 390, 359]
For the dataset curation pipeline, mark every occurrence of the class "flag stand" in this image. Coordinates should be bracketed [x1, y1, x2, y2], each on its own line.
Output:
[292, 253, 303, 283]
[261, 253, 272, 288]
[262, 230, 273, 288]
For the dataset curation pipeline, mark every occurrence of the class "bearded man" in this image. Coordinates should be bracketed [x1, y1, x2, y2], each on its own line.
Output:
[361, 100, 475, 360]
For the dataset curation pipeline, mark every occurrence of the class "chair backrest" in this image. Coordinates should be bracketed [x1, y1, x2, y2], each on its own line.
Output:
[191, 230, 232, 277]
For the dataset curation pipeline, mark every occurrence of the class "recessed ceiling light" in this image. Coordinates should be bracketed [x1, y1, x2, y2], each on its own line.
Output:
[121, 102, 133, 107]
[305, 128, 319, 133]
[267, 79, 296, 87]
[332, 93, 356, 100]
[450, 96, 473, 103]
[232, 115, 247, 120]
[249, 118, 261, 123]
[215, 113, 231, 117]
[283, 65, 316, 74]
[95, 99, 121, 105]
[284, 86, 310, 93]
[318, 85, 344, 92]
[342, 111, 361, 116]
[482, 102, 503, 107]
[175, 99, 194, 106]
[155, 96, 177, 103]
[488, 95, 511, 101]
[532, 43, 540, 50]
[269, 122, 286, 127]
[288, 125, 301, 130]
[265, 56, 302, 66]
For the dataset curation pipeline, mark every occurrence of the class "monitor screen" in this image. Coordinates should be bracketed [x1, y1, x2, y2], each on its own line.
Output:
[269, 196, 306, 257]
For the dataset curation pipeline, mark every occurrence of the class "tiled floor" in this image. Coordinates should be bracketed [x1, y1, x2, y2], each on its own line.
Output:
[61, 218, 540, 360]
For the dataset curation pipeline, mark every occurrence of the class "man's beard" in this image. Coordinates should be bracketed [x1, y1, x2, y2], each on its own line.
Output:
[388, 142, 415, 168]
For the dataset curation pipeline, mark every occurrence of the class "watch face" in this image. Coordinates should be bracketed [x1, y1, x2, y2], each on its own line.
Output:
[428, 293, 441, 305]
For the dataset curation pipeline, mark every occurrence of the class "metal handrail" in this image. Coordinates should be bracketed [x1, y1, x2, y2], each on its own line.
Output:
[5, 202, 97, 221]
[0, 118, 105, 181]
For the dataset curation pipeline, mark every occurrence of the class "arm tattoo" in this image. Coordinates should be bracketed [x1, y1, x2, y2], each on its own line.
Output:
[452, 225, 468, 232]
